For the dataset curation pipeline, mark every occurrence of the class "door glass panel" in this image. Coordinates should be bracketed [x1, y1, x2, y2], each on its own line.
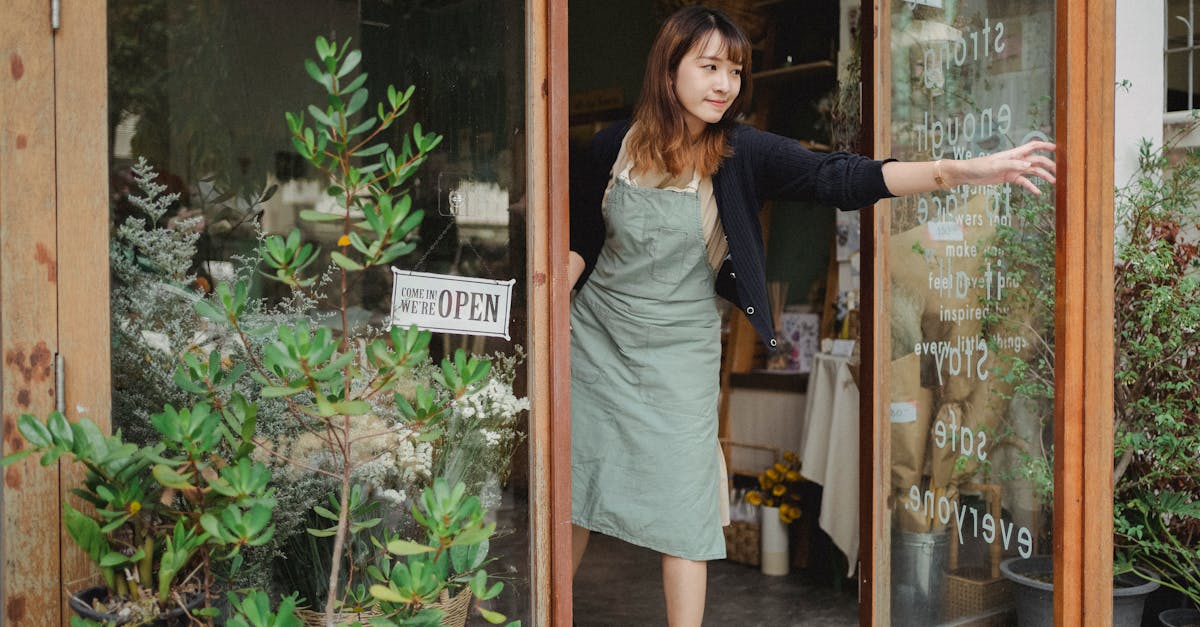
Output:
[884, 2, 1056, 624]
[107, 1, 531, 621]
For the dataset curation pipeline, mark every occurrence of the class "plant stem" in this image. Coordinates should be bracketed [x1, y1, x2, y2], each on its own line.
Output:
[323, 416, 353, 624]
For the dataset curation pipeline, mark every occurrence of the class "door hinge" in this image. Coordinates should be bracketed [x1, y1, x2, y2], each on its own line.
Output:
[55, 353, 65, 413]
[51, 0, 61, 32]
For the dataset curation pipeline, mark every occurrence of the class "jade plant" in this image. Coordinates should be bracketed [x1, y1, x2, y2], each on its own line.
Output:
[182, 36, 516, 624]
[1, 396, 275, 623]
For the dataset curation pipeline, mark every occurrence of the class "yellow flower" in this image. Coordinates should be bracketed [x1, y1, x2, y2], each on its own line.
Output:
[783, 451, 798, 463]
[746, 491, 763, 506]
[337, 235, 351, 247]
[772, 484, 787, 497]
[129, 501, 141, 515]
[785, 470, 801, 482]
[764, 468, 780, 482]
[774, 463, 787, 474]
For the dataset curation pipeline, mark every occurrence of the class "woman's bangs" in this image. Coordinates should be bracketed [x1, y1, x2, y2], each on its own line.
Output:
[691, 28, 749, 67]
[714, 25, 751, 67]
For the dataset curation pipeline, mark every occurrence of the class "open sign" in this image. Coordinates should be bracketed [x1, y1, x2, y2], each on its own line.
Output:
[390, 269, 516, 340]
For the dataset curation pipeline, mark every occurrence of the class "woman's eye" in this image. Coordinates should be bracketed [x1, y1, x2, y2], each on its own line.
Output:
[704, 64, 718, 71]
[731, 69, 743, 76]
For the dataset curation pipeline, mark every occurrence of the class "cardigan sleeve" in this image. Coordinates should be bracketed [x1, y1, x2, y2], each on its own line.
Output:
[746, 127, 895, 210]
[569, 122, 628, 290]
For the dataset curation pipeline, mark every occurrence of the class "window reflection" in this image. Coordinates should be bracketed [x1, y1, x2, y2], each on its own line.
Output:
[886, 2, 1056, 624]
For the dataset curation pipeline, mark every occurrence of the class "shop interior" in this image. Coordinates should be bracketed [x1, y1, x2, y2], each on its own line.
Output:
[101, 0, 863, 623]
[569, 1, 864, 624]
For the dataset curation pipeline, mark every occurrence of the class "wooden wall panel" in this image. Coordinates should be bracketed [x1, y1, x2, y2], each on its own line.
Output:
[1, 1, 63, 625]
[54, 0, 111, 606]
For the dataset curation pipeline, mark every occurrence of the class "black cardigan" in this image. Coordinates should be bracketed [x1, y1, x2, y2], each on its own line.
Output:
[570, 120, 895, 348]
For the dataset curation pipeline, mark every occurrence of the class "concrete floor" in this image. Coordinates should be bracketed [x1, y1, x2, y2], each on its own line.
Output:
[572, 532, 859, 627]
[478, 484, 858, 626]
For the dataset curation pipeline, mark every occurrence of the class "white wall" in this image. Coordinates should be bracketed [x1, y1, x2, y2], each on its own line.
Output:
[1115, 0, 1165, 187]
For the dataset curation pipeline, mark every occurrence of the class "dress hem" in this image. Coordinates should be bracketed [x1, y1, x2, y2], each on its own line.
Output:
[572, 517, 726, 562]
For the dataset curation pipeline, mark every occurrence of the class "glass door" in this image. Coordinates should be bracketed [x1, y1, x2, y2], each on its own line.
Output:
[106, 0, 534, 620]
[875, 1, 1057, 624]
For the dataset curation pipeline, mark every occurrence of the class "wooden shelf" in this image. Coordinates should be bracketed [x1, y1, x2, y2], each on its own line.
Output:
[729, 370, 809, 393]
[751, 59, 834, 83]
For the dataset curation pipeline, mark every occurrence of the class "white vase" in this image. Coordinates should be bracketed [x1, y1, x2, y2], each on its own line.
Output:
[760, 505, 789, 576]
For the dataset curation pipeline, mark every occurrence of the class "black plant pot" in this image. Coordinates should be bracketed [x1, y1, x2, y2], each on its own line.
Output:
[69, 586, 200, 626]
[1160, 608, 1200, 627]
[1000, 556, 1160, 627]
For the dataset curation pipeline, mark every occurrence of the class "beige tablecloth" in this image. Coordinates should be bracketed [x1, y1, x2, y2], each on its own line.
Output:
[799, 352, 859, 576]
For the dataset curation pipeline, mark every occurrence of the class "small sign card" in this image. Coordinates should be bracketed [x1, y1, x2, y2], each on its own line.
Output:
[390, 269, 516, 340]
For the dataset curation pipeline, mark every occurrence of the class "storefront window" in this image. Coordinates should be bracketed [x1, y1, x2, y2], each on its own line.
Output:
[106, 1, 531, 621]
[884, 1, 1056, 623]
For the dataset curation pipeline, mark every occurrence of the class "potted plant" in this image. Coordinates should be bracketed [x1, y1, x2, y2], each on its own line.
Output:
[1109, 138, 1200, 627]
[982, 133, 1200, 626]
[7, 33, 522, 625]
[174, 36, 520, 625]
[1, 400, 275, 624]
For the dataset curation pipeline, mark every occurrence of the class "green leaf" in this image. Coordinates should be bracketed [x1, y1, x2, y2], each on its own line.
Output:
[99, 551, 132, 567]
[0, 449, 35, 466]
[308, 105, 336, 129]
[337, 49, 362, 79]
[200, 513, 225, 542]
[387, 539, 436, 556]
[343, 72, 369, 95]
[307, 526, 338, 537]
[451, 524, 495, 547]
[64, 502, 108, 563]
[346, 88, 368, 117]
[16, 414, 53, 448]
[194, 299, 227, 324]
[304, 58, 327, 86]
[331, 251, 364, 271]
[478, 608, 508, 625]
[313, 505, 340, 521]
[356, 142, 388, 158]
[369, 584, 409, 604]
[348, 117, 377, 138]
[152, 464, 194, 490]
[298, 209, 344, 222]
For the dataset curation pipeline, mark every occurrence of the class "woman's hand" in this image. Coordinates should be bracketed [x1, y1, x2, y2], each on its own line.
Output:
[945, 140, 1057, 194]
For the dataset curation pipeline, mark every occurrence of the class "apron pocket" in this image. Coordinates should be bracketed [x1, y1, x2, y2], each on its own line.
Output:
[649, 227, 689, 284]
[636, 322, 719, 416]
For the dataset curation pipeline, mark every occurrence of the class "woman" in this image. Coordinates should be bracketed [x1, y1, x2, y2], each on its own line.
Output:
[567, 7, 1054, 625]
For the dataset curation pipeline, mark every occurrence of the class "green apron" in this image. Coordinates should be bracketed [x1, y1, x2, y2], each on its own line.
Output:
[571, 163, 724, 560]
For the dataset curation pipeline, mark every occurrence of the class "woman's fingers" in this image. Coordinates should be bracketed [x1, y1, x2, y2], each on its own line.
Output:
[1029, 154, 1057, 175]
[1029, 166, 1056, 184]
[1012, 174, 1042, 195]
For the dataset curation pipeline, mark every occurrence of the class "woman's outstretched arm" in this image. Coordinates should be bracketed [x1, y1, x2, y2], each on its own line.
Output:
[882, 140, 1057, 197]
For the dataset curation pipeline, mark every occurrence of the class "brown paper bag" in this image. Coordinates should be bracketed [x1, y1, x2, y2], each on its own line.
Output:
[890, 353, 934, 532]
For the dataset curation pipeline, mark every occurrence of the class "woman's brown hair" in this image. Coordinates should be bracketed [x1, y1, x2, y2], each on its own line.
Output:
[627, 6, 753, 177]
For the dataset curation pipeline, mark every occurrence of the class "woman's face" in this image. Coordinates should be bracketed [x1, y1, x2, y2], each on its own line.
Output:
[673, 33, 743, 136]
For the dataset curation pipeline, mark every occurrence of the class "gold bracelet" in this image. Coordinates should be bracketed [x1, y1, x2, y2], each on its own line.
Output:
[933, 159, 950, 190]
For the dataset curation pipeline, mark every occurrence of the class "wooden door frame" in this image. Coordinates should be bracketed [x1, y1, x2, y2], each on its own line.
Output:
[1, 1, 111, 624]
[3, 1, 571, 624]
[528, 0, 574, 624]
[860, 1, 1116, 624]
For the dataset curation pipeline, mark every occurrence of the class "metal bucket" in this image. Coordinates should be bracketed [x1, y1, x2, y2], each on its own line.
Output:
[891, 529, 949, 626]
